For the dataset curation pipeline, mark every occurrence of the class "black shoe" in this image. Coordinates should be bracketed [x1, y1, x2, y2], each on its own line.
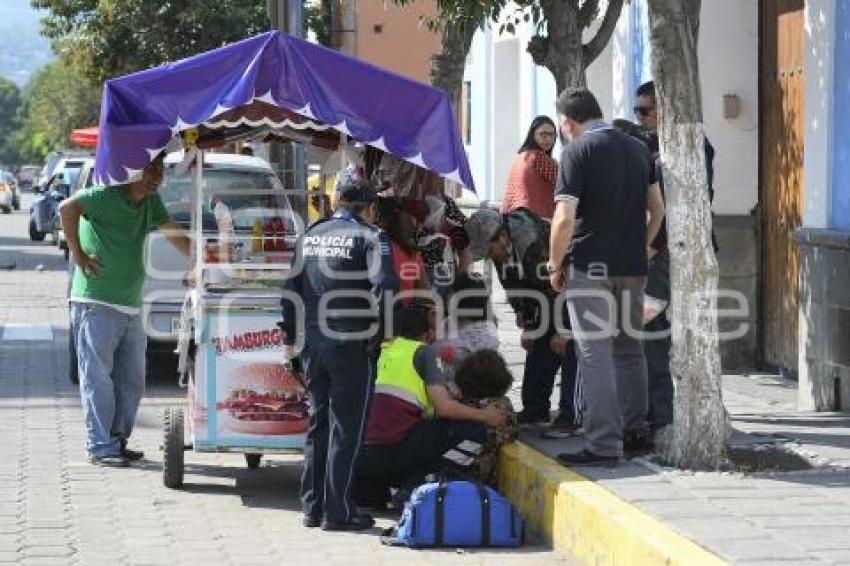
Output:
[517, 410, 548, 429]
[302, 514, 322, 528]
[88, 454, 130, 468]
[556, 449, 620, 468]
[120, 447, 144, 461]
[624, 428, 653, 457]
[541, 413, 582, 439]
[321, 514, 375, 532]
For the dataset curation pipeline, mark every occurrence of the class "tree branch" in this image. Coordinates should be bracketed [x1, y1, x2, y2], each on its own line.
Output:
[582, 0, 625, 66]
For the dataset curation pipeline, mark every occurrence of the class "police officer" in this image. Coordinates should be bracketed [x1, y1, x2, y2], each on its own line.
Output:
[281, 180, 385, 531]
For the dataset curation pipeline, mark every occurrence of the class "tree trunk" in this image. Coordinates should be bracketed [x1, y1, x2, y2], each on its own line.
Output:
[529, 0, 586, 92]
[332, 0, 358, 54]
[430, 18, 478, 117]
[527, 0, 624, 94]
[647, 0, 727, 470]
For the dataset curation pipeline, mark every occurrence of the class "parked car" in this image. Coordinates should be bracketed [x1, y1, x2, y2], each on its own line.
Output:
[29, 157, 86, 242]
[0, 172, 16, 213]
[143, 152, 300, 359]
[1, 171, 21, 210]
[57, 158, 95, 258]
[16, 165, 40, 191]
[67, 152, 300, 384]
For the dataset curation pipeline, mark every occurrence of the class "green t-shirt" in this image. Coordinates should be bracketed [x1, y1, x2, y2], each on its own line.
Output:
[70, 185, 170, 308]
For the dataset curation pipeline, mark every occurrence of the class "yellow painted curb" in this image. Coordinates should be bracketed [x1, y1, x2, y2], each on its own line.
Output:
[498, 442, 728, 566]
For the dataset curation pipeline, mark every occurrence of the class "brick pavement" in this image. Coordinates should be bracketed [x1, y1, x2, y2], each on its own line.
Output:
[0, 195, 570, 566]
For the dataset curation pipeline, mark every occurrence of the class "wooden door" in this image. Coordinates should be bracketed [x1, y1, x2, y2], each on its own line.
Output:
[759, 0, 805, 372]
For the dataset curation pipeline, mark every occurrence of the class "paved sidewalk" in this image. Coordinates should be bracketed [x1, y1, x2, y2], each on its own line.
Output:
[0, 197, 569, 566]
[488, 269, 850, 565]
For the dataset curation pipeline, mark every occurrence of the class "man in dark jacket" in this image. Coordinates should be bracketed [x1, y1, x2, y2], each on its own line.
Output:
[280, 180, 387, 532]
[634, 80, 717, 430]
[465, 207, 579, 437]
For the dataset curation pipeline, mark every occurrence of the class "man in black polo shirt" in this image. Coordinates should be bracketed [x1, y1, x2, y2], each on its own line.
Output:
[548, 88, 665, 466]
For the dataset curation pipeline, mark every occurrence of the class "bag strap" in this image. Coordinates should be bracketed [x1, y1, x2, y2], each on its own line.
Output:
[379, 526, 406, 547]
[476, 483, 491, 546]
[434, 481, 448, 546]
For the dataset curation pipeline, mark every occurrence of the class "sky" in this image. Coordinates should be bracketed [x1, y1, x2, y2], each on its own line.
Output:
[0, 0, 53, 87]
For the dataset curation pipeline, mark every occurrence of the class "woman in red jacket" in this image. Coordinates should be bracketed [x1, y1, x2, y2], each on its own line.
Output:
[500, 116, 558, 220]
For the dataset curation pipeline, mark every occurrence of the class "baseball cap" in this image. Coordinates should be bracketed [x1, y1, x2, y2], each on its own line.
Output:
[337, 180, 378, 204]
[465, 208, 504, 261]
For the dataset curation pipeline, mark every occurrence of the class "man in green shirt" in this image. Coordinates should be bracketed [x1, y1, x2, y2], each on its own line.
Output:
[60, 153, 191, 467]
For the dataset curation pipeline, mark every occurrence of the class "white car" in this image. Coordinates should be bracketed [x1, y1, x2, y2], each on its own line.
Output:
[30, 157, 88, 242]
[0, 172, 14, 213]
[68, 152, 300, 383]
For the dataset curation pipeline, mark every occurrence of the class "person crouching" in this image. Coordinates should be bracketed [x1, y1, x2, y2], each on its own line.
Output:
[354, 306, 507, 510]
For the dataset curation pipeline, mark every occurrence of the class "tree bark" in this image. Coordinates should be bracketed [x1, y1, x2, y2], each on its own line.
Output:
[528, 0, 586, 92]
[528, 0, 624, 93]
[430, 18, 478, 119]
[584, 0, 625, 66]
[647, 0, 727, 470]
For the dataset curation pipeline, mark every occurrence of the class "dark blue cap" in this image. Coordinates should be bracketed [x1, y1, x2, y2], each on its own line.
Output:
[337, 180, 378, 203]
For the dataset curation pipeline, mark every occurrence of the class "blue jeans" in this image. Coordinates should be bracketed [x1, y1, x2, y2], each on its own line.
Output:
[71, 302, 146, 458]
[521, 332, 578, 422]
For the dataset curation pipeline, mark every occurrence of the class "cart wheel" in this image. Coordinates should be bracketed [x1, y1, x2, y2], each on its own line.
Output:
[163, 407, 185, 489]
[245, 453, 262, 469]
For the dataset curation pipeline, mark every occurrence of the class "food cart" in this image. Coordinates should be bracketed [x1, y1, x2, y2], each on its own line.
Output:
[93, 31, 475, 488]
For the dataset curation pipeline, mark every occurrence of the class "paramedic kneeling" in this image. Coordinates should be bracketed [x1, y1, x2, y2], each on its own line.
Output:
[354, 306, 507, 509]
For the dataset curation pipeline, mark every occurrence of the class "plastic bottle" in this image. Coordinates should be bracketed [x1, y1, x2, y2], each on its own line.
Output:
[213, 199, 234, 261]
[251, 218, 263, 255]
[263, 217, 275, 252]
[274, 217, 286, 252]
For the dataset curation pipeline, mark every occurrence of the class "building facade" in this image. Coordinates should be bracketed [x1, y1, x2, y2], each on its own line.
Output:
[462, 0, 760, 370]
[798, 0, 850, 411]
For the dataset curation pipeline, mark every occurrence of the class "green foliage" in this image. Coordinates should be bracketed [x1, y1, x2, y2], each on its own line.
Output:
[12, 58, 101, 162]
[31, 0, 271, 84]
[391, 0, 506, 33]
[0, 78, 23, 164]
[304, 0, 333, 46]
[503, 0, 600, 34]
[391, 0, 599, 37]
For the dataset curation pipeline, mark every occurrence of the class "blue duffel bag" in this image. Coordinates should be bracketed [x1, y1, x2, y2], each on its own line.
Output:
[384, 481, 524, 548]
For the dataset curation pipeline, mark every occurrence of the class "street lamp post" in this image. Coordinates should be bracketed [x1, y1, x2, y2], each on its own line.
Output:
[267, 0, 307, 218]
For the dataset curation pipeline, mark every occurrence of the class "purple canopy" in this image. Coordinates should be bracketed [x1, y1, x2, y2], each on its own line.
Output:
[94, 31, 474, 192]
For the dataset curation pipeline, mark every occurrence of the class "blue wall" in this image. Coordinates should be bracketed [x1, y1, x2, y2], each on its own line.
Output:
[633, 0, 653, 94]
[832, 0, 850, 229]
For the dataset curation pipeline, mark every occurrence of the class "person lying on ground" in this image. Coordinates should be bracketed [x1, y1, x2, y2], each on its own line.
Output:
[451, 349, 519, 485]
[434, 271, 499, 382]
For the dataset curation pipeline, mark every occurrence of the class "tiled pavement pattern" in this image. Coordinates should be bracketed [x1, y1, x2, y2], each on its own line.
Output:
[0, 195, 571, 566]
[492, 277, 850, 564]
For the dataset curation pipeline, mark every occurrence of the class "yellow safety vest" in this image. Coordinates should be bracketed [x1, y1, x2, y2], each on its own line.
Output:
[374, 337, 434, 418]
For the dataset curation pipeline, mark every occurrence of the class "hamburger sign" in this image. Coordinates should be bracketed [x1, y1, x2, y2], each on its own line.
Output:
[192, 311, 308, 448]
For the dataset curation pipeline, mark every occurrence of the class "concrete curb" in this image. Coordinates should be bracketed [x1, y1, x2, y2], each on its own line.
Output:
[497, 442, 728, 565]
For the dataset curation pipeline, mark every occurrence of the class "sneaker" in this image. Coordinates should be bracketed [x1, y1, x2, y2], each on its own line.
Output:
[541, 413, 582, 439]
[120, 447, 144, 461]
[88, 454, 130, 468]
[624, 428, 653, 457]
[321, 514, 375, 532]
[302, 514, 322, 528]
[556, 449, 620, 468]
[517, 410, 549, 429]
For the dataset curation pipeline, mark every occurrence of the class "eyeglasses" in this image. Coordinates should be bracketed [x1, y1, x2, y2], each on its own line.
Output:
[536, 131, 556, 138]
[634, 106, 655, 117]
